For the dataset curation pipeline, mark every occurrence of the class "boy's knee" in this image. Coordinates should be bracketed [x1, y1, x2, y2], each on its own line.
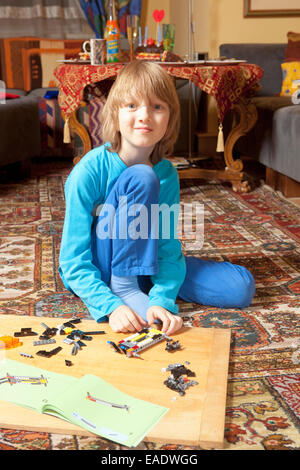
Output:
[229, 265, 256, 308]
[180, 258, 256, 309]
[122, 164, 160, 193]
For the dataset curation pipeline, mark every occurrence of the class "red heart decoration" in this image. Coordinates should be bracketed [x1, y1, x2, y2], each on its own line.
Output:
[153, 9, 165, 23]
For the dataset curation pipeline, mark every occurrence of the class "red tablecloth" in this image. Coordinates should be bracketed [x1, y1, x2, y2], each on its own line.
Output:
[54, 62, 263, 122]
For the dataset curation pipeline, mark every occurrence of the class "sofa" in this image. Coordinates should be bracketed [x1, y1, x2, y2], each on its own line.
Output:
[0, 89, 41, 167]
[220, 43, 300, 196]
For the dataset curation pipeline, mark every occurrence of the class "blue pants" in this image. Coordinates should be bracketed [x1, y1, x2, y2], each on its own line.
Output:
[91, 165, 255, 310]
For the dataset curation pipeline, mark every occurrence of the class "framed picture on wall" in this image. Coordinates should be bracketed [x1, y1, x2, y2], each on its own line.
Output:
[244, 0, 300, 17]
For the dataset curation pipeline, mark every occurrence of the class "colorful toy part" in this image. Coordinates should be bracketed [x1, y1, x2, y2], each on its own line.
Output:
[14, 328, 37, 337]
[19, 352, 34, 358]
[162, 363, 198, 396]
[36, 347, 62, 358]
[0, 335, 23, 350]
[108, 327, 172, 358]
[165, 339, 181, 352]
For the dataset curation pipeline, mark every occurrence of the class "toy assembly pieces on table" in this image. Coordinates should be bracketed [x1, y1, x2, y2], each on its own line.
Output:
[1, 318, 106, 362]
[63, 328, 106, 356]
[162, 363, 198, 396]
[107, 327, 176, 358]
[0, 315, 231, 448]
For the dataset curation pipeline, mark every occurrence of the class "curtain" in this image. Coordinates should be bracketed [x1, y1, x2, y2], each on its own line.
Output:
[80, 0, 142, 38]
[79, 0, 107, 38]
[0, 0, 90, 38]
[118, 0, 142, 37]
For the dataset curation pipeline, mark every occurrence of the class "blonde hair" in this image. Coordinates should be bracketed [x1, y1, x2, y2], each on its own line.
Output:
[100, 61, 180, 165]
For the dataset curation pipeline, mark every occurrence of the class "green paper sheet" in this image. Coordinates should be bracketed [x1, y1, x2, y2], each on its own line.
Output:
[0, 359, 168, 447]
[0, 358, 77, 412]
[43, 373, 168, 447]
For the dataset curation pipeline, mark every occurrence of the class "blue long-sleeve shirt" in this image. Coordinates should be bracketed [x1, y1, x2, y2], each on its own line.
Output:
[59, 144, 186, 322]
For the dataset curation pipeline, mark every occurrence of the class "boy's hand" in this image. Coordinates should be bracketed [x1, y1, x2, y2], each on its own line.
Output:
[109, 305, 147, 333]
[147, 306, 182, 336]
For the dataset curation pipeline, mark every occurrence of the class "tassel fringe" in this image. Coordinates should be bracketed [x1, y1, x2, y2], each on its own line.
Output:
[63, 118, 71, 144]
[216, 123, 224, 152]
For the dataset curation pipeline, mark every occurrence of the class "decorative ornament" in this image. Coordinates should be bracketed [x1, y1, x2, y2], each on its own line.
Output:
[152, 9, 165, 46]
[217, 124, 224, 153]
[152, 9, 165, 23]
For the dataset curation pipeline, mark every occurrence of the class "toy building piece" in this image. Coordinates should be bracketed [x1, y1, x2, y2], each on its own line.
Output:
[33, 339, 56, 346]
[71, 342, 80, 355]
[56, 324, 67, 335]
[40, 322, 59, 338]
[63, 327, 73, 335]
[71, 340, 87, 355]
[165, 339, 181, 352]
[66, 318, 82, 325]
[107, 340, 123, 354]
[166, 363, 195, 378]
[83, 330, 106, 335]
[63, 338, 74, 345]
[19, 352, 33, 358]
[0, 335, 23, 350]
[60, 318, 82, 335]
[55, 318, 82, 336]
[65, 328, 104, 345]
[14, 328, 38, 337]
[67, 329, 91, 341]
[36, 346, 62, 358]
[62, 336, 87, 355]
[164, 375, 186, 396]
[108, 327, 173, 358]
[74, 330, 92, 341]
[163, 362, 198, 396]
[163, 374, 198, 396]
[63, 321, 77, 329]
[71, 342, 81, 355]
[41, 327, 58, 338]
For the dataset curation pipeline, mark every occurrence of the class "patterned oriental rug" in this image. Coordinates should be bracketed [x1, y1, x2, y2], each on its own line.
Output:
[0, 158, 299, 451]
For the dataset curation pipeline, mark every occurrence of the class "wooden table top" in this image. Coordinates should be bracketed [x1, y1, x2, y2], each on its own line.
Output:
[0, 315, 231, 448]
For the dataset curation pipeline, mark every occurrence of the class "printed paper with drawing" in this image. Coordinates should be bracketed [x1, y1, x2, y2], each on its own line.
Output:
[43, 373, 168, 447]
[0, 360, 168, 447]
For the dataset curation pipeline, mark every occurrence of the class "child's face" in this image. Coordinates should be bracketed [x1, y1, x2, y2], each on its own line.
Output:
[118, 94, 170, 155]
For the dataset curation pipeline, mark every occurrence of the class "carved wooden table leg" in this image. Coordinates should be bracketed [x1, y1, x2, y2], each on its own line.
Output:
[223, 98, 258, 192]
[63, 104, 92, 165]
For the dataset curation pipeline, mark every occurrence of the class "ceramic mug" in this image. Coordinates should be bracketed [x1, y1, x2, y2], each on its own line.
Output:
[83, 38, 106, 65]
